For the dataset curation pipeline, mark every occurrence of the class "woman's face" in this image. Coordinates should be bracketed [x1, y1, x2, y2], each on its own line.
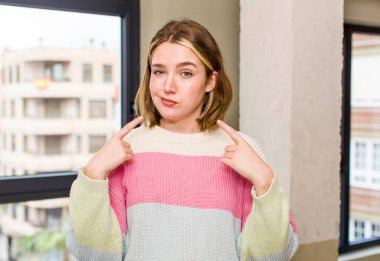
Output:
[149, 42, 216, 130]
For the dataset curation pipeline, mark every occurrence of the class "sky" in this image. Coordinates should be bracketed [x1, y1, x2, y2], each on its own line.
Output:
[0, 4, 120, 52]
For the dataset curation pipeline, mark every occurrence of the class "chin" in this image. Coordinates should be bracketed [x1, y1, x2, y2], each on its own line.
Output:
[159, 113, 180, 122]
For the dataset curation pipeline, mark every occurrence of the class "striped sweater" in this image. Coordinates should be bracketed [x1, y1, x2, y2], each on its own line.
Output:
[67, 125, 298, 260]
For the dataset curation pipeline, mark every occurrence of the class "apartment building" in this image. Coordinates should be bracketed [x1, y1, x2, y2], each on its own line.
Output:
[0, 46, 120, 260]
[0, 47, 119, 175]
[350, 107, 380, 241]
[348, 34, 380, 242]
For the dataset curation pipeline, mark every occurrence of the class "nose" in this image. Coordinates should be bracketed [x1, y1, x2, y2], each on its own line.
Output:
[163, 74, 176, 93]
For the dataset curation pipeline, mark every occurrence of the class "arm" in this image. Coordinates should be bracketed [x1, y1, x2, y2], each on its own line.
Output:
[67, 164, 126, 261]
[67, 117, 142, 260]
[239, 138, 298, 261]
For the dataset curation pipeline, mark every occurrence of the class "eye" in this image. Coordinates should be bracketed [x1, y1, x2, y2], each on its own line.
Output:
[181, 71, 193, 77]
[152, 70, 164, 76]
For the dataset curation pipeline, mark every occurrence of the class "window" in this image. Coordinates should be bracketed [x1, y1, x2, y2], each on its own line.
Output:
[11, 134, 16, 151]
[44, 136, 61, 155]
[16, 64, 20, 83]
[46, 208, 62, 228]
[44, 62, 64, 82]
[1, 67, 4, 84]
[341, 24, 380, 253]
[373, 144, 380, 171]
[89, 135, 106, 153]
[44, 99, 61, 118]
[372, 223, 380, 237]
[1, 100, 5, 117]
[24, 135, 28, 153]
[89, 100, 106, 118]
[77, 135, 81, 153]
[0, 1, 139, 260]
[82, 63, 92, 82]
[354, 220, 365, 240]
[2, 134, 5, 150]
[103, 64, 112, 82]
[355, 142, 366, 169]
[8, 66, 12, 84]
[10, 100, 15, 117]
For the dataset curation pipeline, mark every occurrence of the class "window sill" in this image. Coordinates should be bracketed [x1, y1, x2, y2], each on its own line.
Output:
[339, 246, 380, 261]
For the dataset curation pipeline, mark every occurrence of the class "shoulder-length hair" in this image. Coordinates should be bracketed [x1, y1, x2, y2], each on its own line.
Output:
[134, 19, 232, 131]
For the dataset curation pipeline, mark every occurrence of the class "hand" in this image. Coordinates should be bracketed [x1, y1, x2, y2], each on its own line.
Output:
[217, 120, 274, 196]
[85, 116, 143, 180]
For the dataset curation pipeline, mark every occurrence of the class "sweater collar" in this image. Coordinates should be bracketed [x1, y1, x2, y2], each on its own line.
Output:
[146, 124, 223, 144]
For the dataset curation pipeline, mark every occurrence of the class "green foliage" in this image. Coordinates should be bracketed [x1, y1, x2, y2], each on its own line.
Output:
[16, 229, 66, 257]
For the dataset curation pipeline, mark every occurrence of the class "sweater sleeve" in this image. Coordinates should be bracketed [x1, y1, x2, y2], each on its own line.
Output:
[238, 134, 299, 261]
[67, 164, 127, 261]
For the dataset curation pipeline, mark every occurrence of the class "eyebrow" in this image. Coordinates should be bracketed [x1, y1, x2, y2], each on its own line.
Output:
[151, 62, 197, 68]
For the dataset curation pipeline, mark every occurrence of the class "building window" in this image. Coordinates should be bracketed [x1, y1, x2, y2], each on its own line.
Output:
[24, 136, 28, 153]
[373, 144, 380, 171]
[355, 142, 366, 170]
[341, 25, 380, 253]
[11, 135, 16, 152]
[1, 101, 5, 118]
[1, 67, 4, 84]
[83, 64, 92, 82]
[10, 100, 15, 118]
[77, 135, 81, 154]
[16, 65, 20, 83]
[24, 206, 29, 222]
[46, 208, 62, 228]
[89, 135, 106, 153]
[44, 62, 64, 82]
[372, 223, 380, 237]
[103, 64, 112, 82]
[44, 136, 61, 155]
[89, 100, 106, 118]
[354, 220, 366, 240]
[2, 134, 6, 150]
[44, 99, 61, 118]
[8, 66, 12, 84]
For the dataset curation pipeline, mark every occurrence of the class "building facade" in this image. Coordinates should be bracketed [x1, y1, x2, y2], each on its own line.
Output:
[0, 46, 119, 260]
[349, 34, 380, 243]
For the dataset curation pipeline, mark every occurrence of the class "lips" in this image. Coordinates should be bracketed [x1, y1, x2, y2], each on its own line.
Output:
[161, 97, 177, 107]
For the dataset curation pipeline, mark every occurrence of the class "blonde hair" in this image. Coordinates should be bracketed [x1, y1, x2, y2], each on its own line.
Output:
[135, 19, 232, 131]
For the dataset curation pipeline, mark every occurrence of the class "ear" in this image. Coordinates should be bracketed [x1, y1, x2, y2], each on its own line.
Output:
[205, 71, 217, 92]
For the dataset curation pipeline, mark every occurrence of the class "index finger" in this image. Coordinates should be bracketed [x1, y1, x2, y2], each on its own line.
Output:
[116, 116, 143, 139]
[217, 120, 243, 145]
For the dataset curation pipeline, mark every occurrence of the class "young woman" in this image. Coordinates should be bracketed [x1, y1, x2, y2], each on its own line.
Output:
[67, 19, 298, 261]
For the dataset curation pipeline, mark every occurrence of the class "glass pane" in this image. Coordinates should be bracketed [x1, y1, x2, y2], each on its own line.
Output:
[0, 198, 75, 260]
[349, 32, 380, 243]
[0, 5, 121, 177]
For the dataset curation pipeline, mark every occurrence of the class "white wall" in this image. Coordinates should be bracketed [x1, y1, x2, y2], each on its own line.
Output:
[240, 0, 343, 258]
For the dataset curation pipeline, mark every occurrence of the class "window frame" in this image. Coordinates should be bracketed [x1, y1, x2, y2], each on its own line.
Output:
[0, 0, 140, 204]
[340, 23, 380, 253]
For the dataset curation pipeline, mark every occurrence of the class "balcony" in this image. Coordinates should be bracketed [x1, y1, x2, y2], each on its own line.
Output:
[1, 152, 91, 173]
[1, 118, 115, 135]
[2, 82, 115, 98]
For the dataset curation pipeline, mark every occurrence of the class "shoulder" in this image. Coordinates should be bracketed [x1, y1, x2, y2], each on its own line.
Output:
[122, 124, 150, 143]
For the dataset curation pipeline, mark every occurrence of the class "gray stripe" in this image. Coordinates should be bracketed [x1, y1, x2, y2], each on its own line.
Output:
[67, 223, 123, 261]
[242, 227, 299, 261]
[125, 203, 241, 261]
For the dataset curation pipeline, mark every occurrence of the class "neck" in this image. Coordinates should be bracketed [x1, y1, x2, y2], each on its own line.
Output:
[159, 119, 201, 133]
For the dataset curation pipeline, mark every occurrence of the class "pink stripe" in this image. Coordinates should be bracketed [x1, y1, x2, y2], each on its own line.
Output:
[123, 152, 247, 221]
[108, 164, 127, 234]
[289, 211, 297, 234]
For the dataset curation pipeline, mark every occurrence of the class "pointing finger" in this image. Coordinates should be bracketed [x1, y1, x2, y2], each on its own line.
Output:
[217, 120, 243, 145]
[116, 116, 143, 139]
